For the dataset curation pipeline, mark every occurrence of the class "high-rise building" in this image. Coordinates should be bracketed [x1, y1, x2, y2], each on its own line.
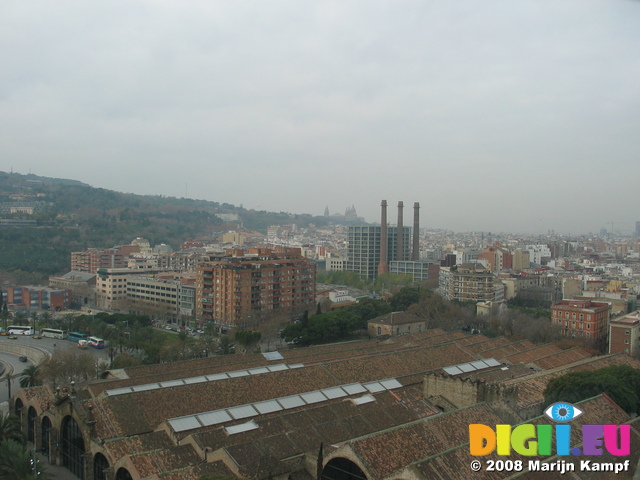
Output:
[196, 247, 315, 326]
[346, 225, 410, 279]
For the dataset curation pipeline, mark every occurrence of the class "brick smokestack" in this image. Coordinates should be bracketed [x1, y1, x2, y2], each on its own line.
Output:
[397, 201, 404, 261]
[412, 202, 420, 261]
[377, 200, 389, 275]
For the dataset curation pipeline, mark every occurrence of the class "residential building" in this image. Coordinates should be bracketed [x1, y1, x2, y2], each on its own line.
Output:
[95, 267, 164, 310]
[71, 245, 141, 273]
[196, 247, 315, 327]
[389, 260, 435, 284]
[346, 225, 410, 280]
[477, 245, 512, 272]
[609, 311, 640, 354]
[438, 264, 504, 304]
[551, 299, 610, 349]
[512, 249, 531, 270]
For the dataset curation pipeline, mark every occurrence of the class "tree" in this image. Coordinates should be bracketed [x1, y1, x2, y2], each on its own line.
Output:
[0, 413, 24, 445]
[544, 365, 640, 414]
[218, 336, 234, 355]
[389, 286, 421, 311]
[0, 439, 51, 479]
[19, 365, 40, 388]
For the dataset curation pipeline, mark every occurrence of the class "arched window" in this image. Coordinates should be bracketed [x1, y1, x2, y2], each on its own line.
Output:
[93, 453, 110, 480]
[322, 457, 368, 480]
[41, 416, 52, 456]
[115, 467, 133, 480]
[61, 416, 85, 479]
[27, 406, 37, 443]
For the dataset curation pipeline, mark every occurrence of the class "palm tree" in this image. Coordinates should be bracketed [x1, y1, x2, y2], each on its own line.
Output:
[0, 413, 24, 445]
[0, 439, 51, 479]
[19, 365, 40, 389]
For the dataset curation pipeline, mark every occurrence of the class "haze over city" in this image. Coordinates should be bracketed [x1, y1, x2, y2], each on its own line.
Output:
[2, 0, 639, 234]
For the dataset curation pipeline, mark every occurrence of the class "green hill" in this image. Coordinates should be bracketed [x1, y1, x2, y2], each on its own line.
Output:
[0, 171, 363, 282]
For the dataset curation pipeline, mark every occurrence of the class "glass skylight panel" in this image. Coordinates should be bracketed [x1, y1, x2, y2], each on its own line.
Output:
[227, 370, 250, 378]
[288, 363, 304, 369]
[301, 391, 327, 404]
[457, 363, 476, 373]
[363, 382, 385, 394]
[106, 387, 133, 396]
[262, 351, 284, 361]
[226, 420, 259, 435]
[379, 379, 403, 390]
[443, 366, 463, 375]
[160, 379, 185, 388]
[277, 395, 305, 409]
[267, 364, 288, 372]
[484, 358, 501, 367]
[184, 376, 208, 384]
[206, 373, 229, 381]
[352, 395, 376, 406]
[169, 416, 202, 432]
[198, 410, 232, 426]
[227, 405, 258, 419]
[321, 387, 348, 399]
[470, 360, 489, 370]
[132, 384, 160, 392]
[248, 367, 270, 375]
[342, 383, 367, 395]
[253, 400, 283, 414]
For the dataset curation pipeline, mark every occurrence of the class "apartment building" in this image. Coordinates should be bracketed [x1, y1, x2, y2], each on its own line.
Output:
[609, 311, 640, 354]
[95, 267, 163, 310]
[438, 264, 504, 304]
[346, 225, 410, 280]
[551, 299, 610, 348]
[71, 245, 141, 273]
[196, 247, 315, 326]
[125, 276, 182, 320]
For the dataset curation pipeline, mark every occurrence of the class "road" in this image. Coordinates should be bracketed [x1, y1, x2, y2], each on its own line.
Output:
[0, 335, 111, 406]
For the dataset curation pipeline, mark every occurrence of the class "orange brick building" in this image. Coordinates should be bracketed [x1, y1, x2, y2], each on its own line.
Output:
[196, 247, 315, 326]
[551, 299, 610, 350]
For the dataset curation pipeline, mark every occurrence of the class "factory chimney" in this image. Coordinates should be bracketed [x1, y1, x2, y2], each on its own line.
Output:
[377, 200, 389, 275]
[412, 202, 420, 261]
[397, 201, 404, 261]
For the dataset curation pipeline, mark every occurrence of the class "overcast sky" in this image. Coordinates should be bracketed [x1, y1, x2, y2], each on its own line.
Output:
[2, 1, 639, 235]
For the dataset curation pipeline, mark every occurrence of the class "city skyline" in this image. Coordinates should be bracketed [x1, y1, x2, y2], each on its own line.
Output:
[2, 1, 639, 234]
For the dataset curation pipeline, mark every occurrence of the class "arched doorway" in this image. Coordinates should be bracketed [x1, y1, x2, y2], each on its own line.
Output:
[115, 467, 133, 480]
[61, 416, 85, 479]
[93, 453, 110, 480]
[322, 458, 368, 480]
[27, 406, 37, 443]
[14, 398, 24, 419]
[41, 416, 52, 456]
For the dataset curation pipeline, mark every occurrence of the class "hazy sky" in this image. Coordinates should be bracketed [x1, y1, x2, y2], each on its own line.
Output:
[2, 1, 639, 234]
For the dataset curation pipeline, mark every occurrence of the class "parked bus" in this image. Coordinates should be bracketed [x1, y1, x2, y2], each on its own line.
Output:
[40, 328, 68, 340]
[88, 336, 105, 349]
[7, 326, 34, 336]
[68, 332, 88, 342]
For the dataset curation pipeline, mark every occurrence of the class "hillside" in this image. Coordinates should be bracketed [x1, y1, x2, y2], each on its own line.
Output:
[0, 171, 363, 282]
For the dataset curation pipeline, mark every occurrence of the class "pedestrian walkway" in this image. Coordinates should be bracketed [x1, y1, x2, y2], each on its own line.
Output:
[34, 452, 80, 480]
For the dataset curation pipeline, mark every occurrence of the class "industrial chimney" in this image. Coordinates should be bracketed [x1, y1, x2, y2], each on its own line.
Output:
[377, 200, 389, 275]
[397, 201, 404, 261]
[412, 202, 420, 261]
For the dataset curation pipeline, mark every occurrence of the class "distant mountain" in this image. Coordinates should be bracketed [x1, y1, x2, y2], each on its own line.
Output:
[0, 171, 366, 280]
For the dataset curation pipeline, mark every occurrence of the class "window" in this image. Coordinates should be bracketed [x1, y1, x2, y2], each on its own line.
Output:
[626, 330, 630, 335]
[624, 340, 629, 344]
[377, 327, 381, 336]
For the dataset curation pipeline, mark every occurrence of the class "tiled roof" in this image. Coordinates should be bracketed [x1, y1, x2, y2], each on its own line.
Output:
[349, 403, 504, 479]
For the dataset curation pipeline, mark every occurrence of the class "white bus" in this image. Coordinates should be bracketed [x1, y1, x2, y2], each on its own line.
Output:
[40, 328, 68, 339]
[7, 326, 34, 336]
[88, 336, 105, 349]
